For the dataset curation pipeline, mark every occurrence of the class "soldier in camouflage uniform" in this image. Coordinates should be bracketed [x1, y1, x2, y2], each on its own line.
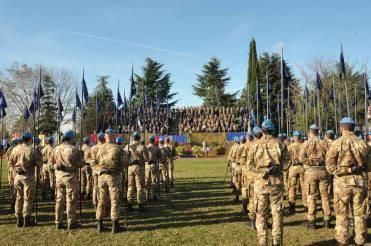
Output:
[228, 137, 240, 202]
[95, 129, 128, 233]
[8, 132, 42, 227]
[115, 136, 129, 202]
[41, 136, 55, 200]
[165, 137, 176, 187]
[367, 132, 371, 220]
[325, 130, 336, 198]
[81, 137, 92, 200]
[287, 130, 306, 214]
[146, 135, 162, 201]
[246, 119, 289, 246]
[159, 137, 170, 193]
[51, 130, 84, 230]
[300, 124, 331, 229]
[6, 138, 19, 212]
[90, 132, 105, 208]
[127, 132, 149, 212]
[326, 117, 368, 246]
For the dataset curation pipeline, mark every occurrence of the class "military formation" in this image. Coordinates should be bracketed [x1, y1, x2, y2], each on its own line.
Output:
[228, 117, 370, 246]
[4, 129, 176, 233]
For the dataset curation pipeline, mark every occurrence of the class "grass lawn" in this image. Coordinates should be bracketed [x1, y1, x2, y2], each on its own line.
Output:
[0, 158, 369, 245]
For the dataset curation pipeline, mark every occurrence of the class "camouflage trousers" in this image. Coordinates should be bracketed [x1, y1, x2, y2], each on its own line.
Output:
[145, 163, 159, 200]
[81, 165, 92, 194]
[127, 165, 145, 205]
[14, 173, 35, 217]
[168, 158, 174, 183]
[241, 167, 256, 219]
[96, 173, 122, 221]
[55, 170, 79, 224]
[288, 165, 307, 207]
[333, 179, 367, 245]
[92, 168, 99, 206]
[159, 162, 169, 188]
[283, 170, 289, 194]
[254, 181, 283, 246]
[8, 167, 15, 204]
[231, 162, 242, 192]
[42, 164, 55, 192]
[304, 168, 331, 222]
[368, 172, 371, 216]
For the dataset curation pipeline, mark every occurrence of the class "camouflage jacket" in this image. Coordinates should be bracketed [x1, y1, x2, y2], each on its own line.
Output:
[287, 142, 302, 167]
[96, 143, 127, 174]
[51, 142, 84, 171]
[147, 143, 162, 163]
[8, 143, 42, 175]
[41, 145, 54, 165]
[299, 137, 327, 168]
[81, 144, 92, 165]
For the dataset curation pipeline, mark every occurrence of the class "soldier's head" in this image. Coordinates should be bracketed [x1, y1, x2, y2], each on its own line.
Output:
[261, 118, 275, 136]
[253, 126, 262, 139]
[33, 137, 40, 145]
[22, 132, 33, 145]
[367, 132, 371, 142]
[240, 137, 247, 144]
[149, 135, 155, 144]
[46, 136, 54, 145]
[116, 136, 123, 146]
[63, 130, 76, 143]
[105, 128, 115, 143]
[166, 137, 171, 144]
[83, 137, 90, 145]
[325, 130, 335, 140]
[132, 131, 141, 141]
[292, 130, 301, 142]
[97, 132, 105, 144]
[340, 117, 355, 133]
[308, 124, 320, 137]
[354, 126, 362, 138]
[246, 132, 254, 141]
[159, 137, 165, 145]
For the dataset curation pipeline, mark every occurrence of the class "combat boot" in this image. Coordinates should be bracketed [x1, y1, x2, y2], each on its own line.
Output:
[97, 219, 104, 232]
[127, 203, 133, 211]
[138, 204, 146, 213]
[50, 191, 55, 201]
[170, 180, 174, 187]
[86, 193, 92, 200]
[323, 219, 331, 228]
[112, 220, 120, 234]
[165, 185, 169, 193]
[42, 191, 46, 200]
[16, 216, 23, 228]
[10, 202, 15, 213]
[56, 223, 63, 230]
[67, 222, 81, 230]
[23, 215, 33, 227]
[248, 218, 256, 230]
[288, 203, 295, 214]
[81, 191, 86, 200]
[302, 220, 315, 229]
[242, 199, 248, 214]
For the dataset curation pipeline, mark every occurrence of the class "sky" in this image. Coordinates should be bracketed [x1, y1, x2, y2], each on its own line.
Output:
[1, 0, 371, 106]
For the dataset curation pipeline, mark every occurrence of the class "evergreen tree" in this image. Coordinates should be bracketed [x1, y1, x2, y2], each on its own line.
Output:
[193, 57, 237, 107]
[39, 74, 58, 135]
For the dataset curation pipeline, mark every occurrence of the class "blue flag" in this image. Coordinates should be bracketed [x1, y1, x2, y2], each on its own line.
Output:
[311, 94, 316, 108]
[0, 90, 8, 109]
[57, 92, 63, 121]
[29, 100, 36, 114]
[117, 84, 124, 109]
[282, 60, 291, 86]
[82, 70, 89, 104]
[123, 89, 128, 110]
[303, 86, 309, 102]
[364, 73, 371, 100]
[24, 105, 30, 120]
[329, 83, 335, 101]
[339, 45, 346, 80]
[72, 109, 76, 123]
[76, 89, 81, 109]
[33, 88, 39, 111]
[130, 66, 136, 99]
[316, 72, 323, 90]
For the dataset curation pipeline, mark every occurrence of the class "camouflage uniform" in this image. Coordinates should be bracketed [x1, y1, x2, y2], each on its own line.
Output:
[246, 135, 289, 246]
[41, 144, 55, 197]
[159, 143, 170, 192]
[95, 143, 127, 222]
[127, 140, 149, 206]
[8, 143, 42, 221]
[81, 143, 92, 197]
[366, 141, 371, 214]
[240, 140, 256, 221]
[6, 145, 16, 209]
[146, 142, 162, 200]
[90, 142, 103, 207]
[165, 142, 176, 186]
[299, 136, 331, 224]
[287, 142, 307, 209]
[326, 132, 368, 245]
[325, 138, 334, 198]
[228, 142, 240, 198]
[51, 142, 84, 226]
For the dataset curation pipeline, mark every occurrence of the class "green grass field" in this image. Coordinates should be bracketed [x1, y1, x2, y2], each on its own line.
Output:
[0, 158, 369, 245]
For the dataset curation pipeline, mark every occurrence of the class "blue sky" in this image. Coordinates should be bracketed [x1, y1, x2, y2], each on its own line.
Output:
[0, 0, 370, 105]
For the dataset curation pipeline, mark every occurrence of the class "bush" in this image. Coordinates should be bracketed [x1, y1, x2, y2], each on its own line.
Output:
[214, 145, 226, 155]
[192, 145, 203, 156]
[175, 146, 185, 156]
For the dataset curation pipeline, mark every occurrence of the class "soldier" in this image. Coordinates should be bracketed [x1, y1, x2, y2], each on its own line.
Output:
[127, 132, 149, 212]
[6, 138, 19, 212]
[158, 137, 170, 193]
[165, 137, 176, 187]
[233, 136, 245, 203]
[326, 117, 368, 246]
[115, 136, 129, 202]
[8, 132, 42, 227]
[90, 132, 105, 208]
[228, 137, 240, 202]
[325, 130, 336, 198]
[33, 137, 43, 183]
[81, 137, 92, 200]
[41, 136, 55, 200]
[51, 130, 84, 230]
[367, 132, 371, 221]
[287, 130, 306, 214]
[146, 135, 162, 201]
[278, 133, 289, 198]
[246, 119, 289, 246]
[95, 129, 128, 233]
[300, 124, 331, 229]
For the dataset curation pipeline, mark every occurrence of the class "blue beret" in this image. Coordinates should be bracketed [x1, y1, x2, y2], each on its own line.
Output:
[253, 126, 262, 134]
[22, 132, 33, 140]
[47, 136, 54, 144]
[293, 130, 301, 137]
[262, 118, 275, 132]
[149, 135, 155, 141]
[309, 124, 320, 130]
[105, 128, 115, 134]
[97, 132, 105, 140]
[340, 117, 355, 125]
[132, 131, 141, 139]
[115, 137, 123, 144]
[63, 130, 76, 139]
[83, 137, 90, 144]
[33, 137, 40, 145]
[159, 136, 165, 142]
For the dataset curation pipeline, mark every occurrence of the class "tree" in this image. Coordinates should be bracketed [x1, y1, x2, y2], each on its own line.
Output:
[134, 58, 177, 107]
[193, 57, 237, 107]
[83, 75, 115, 134]
[38, 74, 58, 135]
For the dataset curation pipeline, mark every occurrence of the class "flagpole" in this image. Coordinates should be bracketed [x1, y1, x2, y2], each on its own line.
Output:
[333, 77, 338, 135]
[280, 44, 284, 134]
[277, 100, 281, 134]
[354, 81, 357, 124]
[287, 85, 290, 136]
[256, 78, 260, 125]
[316, 71, 321, 135]
[305, 79, 308, 134]
[364, 68, 369, 134]
[266, 67, 269, 118]
[341, 44, 351, 117]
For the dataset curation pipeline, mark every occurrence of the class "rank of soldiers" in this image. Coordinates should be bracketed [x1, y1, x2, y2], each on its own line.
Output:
[5, 129, 176, 234]
[228, 117, 370, 246]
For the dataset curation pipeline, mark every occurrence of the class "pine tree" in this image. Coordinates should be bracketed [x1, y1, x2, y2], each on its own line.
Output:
[193, 57, 237, 107]
[39, 74, 58, 135]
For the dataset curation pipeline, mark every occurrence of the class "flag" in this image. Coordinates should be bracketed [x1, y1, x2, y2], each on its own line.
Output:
[76, 89, 81, 109]
[329, 83, 335, 101]
[29, 101, 36, 114]
[0, 90, 8, 109]
[339, 45, 346, 80]
[283, 60, 291, 86]
[316, 72, 323, 90]
[57, 92, 63, 121]
[123, 89, 128, 110]
[311, 94, 316, 107]
[37, 70, 44, 98]
[249, 111, 257, 129]
[303, 86, 309, 102]
[82, 70, 89, 103]
[72, 109, 76, 123]
[117, 84, 123, 109]
[130, 66, 136, 99]
[96, 97, 101, 113]
[364, 73, 371, 100]
[24, 105, 30, 120]
[33, 88, 39, 111]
